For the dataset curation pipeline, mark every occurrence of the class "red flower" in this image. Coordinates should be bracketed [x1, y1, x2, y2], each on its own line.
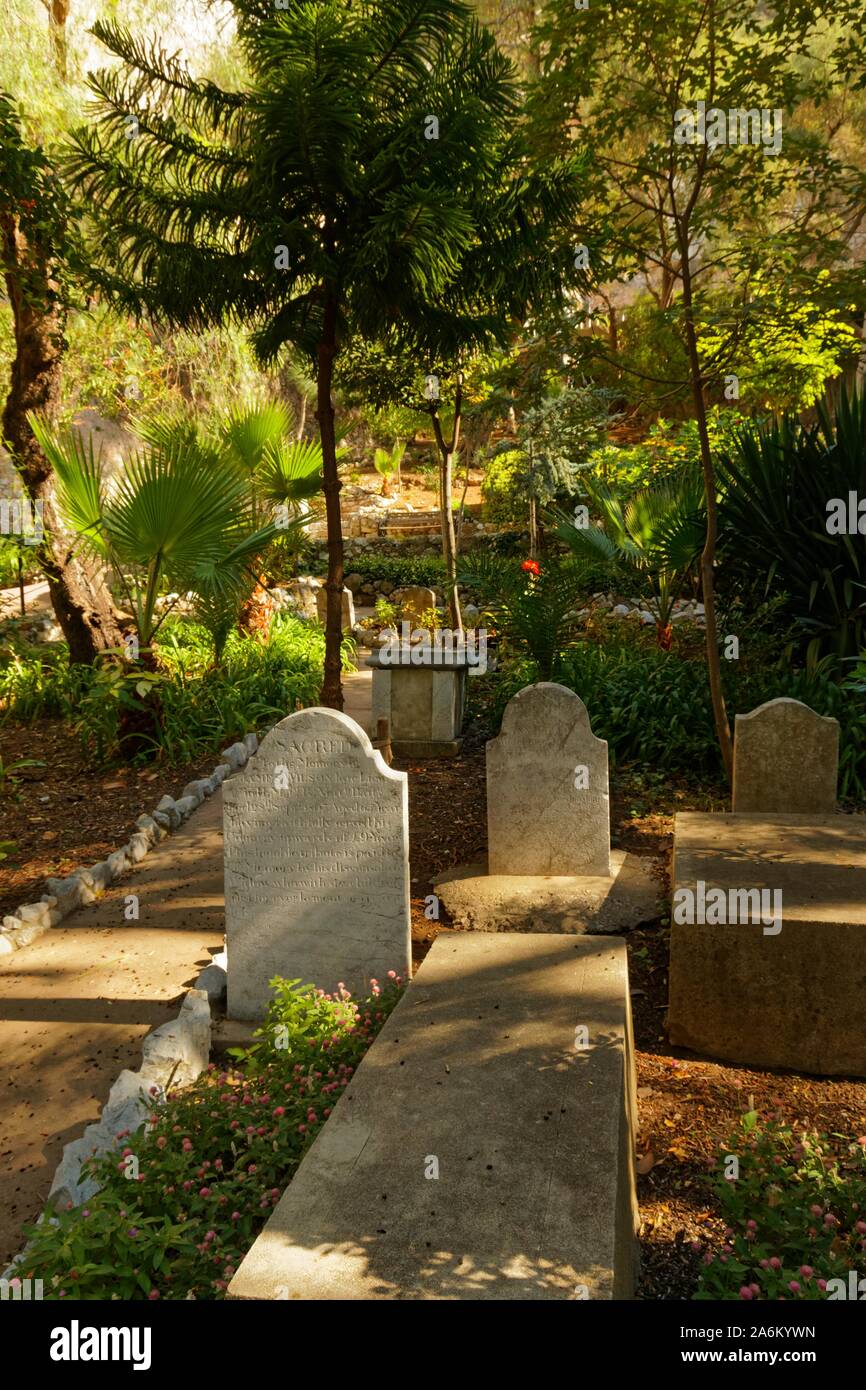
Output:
[521, 559, 541, 576]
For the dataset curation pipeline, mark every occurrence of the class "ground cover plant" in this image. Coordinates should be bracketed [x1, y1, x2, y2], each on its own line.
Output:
[9, 974, 404, 1300]
[694, 1112, 866, 1301]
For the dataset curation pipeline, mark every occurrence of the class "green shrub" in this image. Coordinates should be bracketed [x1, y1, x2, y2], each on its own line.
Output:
[12, 974, 404, 1300]
[482, 632, 866, 795]
[0, 614, 342, 764]
[0, 539, 42, 588]
[718, 386, 866, 663]
[0, 635, 91, 721]
[481, 448, 525, 525]
[329, 551, 448, 588]
[694, 1112, 866, 1301]
[584, 411, 749, 497]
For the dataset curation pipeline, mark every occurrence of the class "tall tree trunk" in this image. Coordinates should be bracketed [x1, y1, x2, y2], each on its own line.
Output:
[430, 391, 464, 634]
[49, 0, 70, 80]
[316, 293, 344, 709]
[1, 213, 125, 663]
[677, 244, 733, 782]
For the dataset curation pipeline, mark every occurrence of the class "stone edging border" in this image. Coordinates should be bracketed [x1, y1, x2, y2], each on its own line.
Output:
[1, 986, 212, 1284]
[0, 732, 260, 959]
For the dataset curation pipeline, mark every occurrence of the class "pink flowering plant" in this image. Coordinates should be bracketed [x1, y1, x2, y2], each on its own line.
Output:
[694, 1110, 866, 1301]
[14, 973, 403, 1300]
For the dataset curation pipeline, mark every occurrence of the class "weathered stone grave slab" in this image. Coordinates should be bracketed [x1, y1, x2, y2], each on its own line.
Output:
[732, 698, 839, 814]
[434, 850, 658, 934]
[487, 683, 610, 876]
[668, 812, 866, 1074]
[224, 708, 410, 1020]
[228, 932, 638, 1300]
[316, 586, 355, 633]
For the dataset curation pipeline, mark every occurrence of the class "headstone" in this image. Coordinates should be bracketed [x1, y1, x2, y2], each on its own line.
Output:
[391, 586, 437, 628]
[287, 575, 321, 620]
[487, 682, 610, 876]
[732, 698, 839, 815]
[315, 585, 355, 633]
[224, 708, 411, 1020]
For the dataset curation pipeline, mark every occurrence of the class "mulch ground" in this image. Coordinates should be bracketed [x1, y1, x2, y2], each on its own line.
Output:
[0, 720, 216, 922]
[3, 714, 866, 1299]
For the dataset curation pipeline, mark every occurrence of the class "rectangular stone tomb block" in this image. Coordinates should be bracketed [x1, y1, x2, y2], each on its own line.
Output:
[369, 655, 467, 756]
[223, 708, 411, 1020]
[228, 932, 638, 1301]
[668, 812, 866, 1075]
[487, 682, 610, 876]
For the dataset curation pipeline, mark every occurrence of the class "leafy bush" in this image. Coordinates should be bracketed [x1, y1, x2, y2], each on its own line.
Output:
[325, 551, 448, 588]
[585, 410, 747, 496]
[694, 1112, 866, 1301]
[718, 386, 866, 663]
[0, 538, 42, 588]
[482, 631, 866, 795]
[481, 448, 526, 525]
[458, 551, 591, 680]
[0, 302, 267, 426]
[0, 615, 338, 764]
[0, 634, 92, 721]
[12, 975, 404, 1300]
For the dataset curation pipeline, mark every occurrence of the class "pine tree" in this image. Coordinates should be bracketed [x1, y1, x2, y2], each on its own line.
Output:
[63, 0, 583, 704]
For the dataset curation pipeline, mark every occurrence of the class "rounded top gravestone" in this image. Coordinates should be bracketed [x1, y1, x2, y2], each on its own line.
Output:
[223, 708, 411, 1021]
[732, 697, 839, 815]
[486, 682, 611, 877]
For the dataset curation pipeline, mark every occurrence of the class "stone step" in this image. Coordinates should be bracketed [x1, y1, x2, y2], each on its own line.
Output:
[228, 932, 638, 1301]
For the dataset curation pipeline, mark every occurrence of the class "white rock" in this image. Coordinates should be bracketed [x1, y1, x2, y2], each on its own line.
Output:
[640, 611, 656, 625]
[17, 902, 50, 926]
[140, 989, 211, 1087]
[0, 936, 14, 955]
[173, 795, 199, 820]
[127, 833, 150, 864]
[180, 780, 208, 804]
[210, 763, 231, 786]
[135, 813, 161, 844]
[195, 961, 227, 1003]
[155, 800, 180, 828]
[106, 848, 131, 881]
[612, 604, 631, 617]
[152, 810, 171, 831]
[88, 861, 113, 892]
[243, 732, 259, 756]
[221, 742, 249, 770]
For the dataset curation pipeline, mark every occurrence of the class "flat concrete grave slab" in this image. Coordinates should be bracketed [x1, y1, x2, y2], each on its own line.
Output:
[668, 812, 866, 1075]
[228, 933, 638, 1301]
[433, 851, 659, 934]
